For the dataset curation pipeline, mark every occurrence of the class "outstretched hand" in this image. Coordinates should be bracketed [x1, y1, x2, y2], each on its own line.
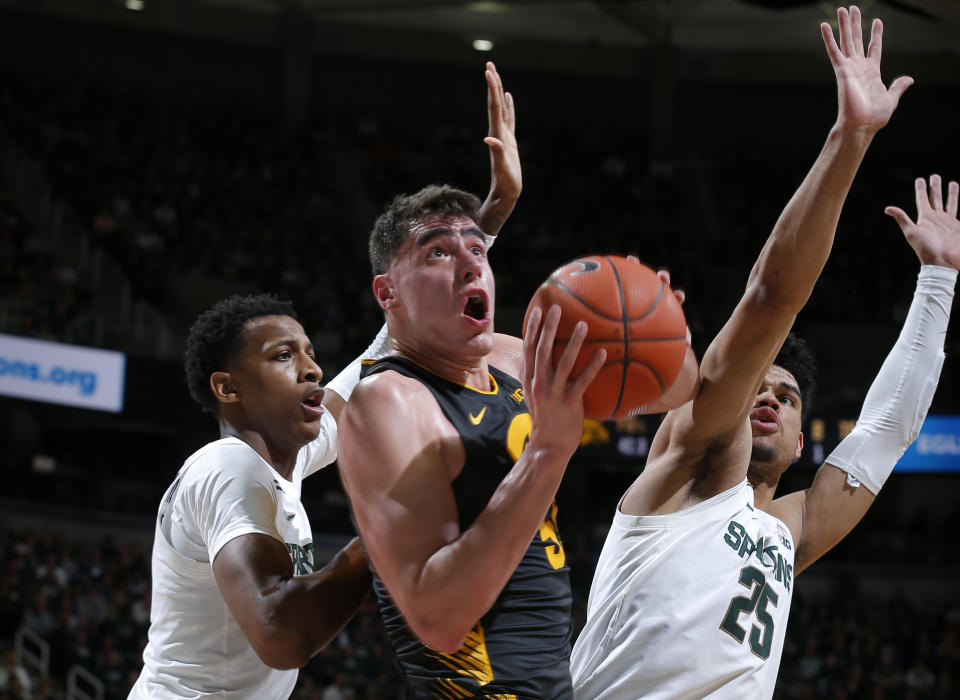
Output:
[821, 5, 913, 135]
[479, 61, 521, 237]
[886, 175, 960, 269]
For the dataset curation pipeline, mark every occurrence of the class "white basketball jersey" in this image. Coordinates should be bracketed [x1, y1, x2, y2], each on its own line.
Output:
[130, 416, 336, 700]
[571, 480, 794, 700]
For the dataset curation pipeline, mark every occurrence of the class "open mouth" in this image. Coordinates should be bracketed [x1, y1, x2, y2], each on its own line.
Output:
[463, 292, 488, 322]
[301, 388, 324, 414]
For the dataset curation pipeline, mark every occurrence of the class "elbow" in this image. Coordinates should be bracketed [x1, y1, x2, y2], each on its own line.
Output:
[405, 609, 471, 654]
[247, 621, 315, 670]
[252, 634, 312, 670]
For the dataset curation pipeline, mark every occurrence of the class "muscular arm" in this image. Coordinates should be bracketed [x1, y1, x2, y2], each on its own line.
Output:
[338, 307, 603, 653]
[212, 535, 370, 669]
[633, 7, 912, 510]
[771, 176, 960, 574]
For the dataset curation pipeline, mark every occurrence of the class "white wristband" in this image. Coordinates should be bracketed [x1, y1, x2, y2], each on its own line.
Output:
[827, 265, 957, 494]
[324, 323, 392, 402]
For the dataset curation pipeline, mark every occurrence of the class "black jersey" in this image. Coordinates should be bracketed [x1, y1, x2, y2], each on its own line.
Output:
[360, 356, 574, 699]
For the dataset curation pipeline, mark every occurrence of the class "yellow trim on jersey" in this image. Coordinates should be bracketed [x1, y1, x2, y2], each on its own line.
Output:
[428, 623, 495, 684]
[397, 355, 500, 395]
[435, 678, 471, 698]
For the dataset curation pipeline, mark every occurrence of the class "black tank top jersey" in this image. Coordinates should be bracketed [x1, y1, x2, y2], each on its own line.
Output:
[360, 356, 574, 700]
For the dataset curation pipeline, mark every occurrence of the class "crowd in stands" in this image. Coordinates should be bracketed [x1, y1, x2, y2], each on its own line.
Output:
[4, 74, 960, 403]
[3, 65, 960, 699]
[1, 520, 959, 699]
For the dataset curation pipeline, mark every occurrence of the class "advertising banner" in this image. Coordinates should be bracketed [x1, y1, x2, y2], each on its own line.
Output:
[0, 333, 126, 413]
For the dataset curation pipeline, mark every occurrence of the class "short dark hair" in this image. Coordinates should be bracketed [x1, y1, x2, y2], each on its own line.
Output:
[368, 184, 482, 275]
[773, 333, 816, 422]
[184, 294, 297, 415]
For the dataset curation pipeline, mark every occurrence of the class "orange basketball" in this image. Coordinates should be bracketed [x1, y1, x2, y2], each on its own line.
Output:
[523, 255, 687, 421]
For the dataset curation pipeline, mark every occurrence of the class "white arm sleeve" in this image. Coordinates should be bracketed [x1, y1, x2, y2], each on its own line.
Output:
[324, 322, 391, 402]
[827, 265, 957, 494]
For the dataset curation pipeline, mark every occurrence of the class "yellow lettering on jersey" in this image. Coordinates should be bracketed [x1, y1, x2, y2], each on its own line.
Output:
[428, 623, 494, 685]
[469, 407, 487, 425]
[511, 387, 524, 404]
[506, 413, 532, 461]
[539, 500, 566, 570]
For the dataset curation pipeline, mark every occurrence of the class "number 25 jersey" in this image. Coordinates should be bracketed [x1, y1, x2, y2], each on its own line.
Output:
[570, 480, 795, 700]
[362, 356, 574, 699]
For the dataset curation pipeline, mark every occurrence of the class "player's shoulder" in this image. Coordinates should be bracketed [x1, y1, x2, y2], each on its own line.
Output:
[179, 437, 268, 486]
[488, 333, 522, 377]
[352, 364, 435, 412]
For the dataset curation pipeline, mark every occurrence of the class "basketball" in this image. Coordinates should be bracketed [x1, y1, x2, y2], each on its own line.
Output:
[523, 255, 688, 421]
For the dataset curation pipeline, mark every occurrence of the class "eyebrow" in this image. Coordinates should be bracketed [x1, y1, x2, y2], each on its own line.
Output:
[777, 381, 801, 398]
[262, 338, 300, 353]
[415, 226, 485, 248]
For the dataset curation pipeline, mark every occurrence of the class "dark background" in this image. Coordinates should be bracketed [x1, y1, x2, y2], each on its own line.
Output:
[1, 1, 959, 698]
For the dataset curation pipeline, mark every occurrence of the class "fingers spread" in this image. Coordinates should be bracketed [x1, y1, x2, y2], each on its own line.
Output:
[867, 17, 883, 62]
[850, 5, 865, 56]
[553, 320, 587, 387]
[915, 177, 930, 214]
[821, 22, 843, 66]
[884, 205, 914, 231]
[887, 75, 914, 103]
[570, 348, 607, 399]
[523, 305, 543, 385]
[947, 181, 959, 217]
[930, 174, 944, 211]
[535, 305, 562, 377]
[837, 7, 853, 57]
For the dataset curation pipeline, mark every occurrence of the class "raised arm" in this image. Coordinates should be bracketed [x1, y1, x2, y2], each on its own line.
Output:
[477, 61, 521, 237]
[213, 535, 371, 669]
[324, 63, 519, 413]
[772, 175, 960, 575]
[652, 6, 912, 462]
[337, 308, 604, 653]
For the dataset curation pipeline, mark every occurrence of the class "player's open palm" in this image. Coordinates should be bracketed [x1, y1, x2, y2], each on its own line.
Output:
[886, 175, 960, 270]
[821, 5, 913, 134]
[522, 305, 605, 457]
[484, 61, 521, 204]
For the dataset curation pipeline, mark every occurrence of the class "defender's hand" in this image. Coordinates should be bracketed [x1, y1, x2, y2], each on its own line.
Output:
[821, 5, 913, 135]
[480, 61, 521, 237]
[886, 175, 960, 269]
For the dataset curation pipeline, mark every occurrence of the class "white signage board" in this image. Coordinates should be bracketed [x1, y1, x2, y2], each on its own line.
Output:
[0, 333, 126, 412]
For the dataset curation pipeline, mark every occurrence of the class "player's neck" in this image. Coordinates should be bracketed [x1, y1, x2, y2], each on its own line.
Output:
[393, 340, 492, 391]
[219, 419, 298, 480]
[748, 460, 788, 511]
[750, 480, 777, 511]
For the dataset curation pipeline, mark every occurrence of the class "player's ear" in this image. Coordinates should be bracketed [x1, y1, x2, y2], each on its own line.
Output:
[794, 431, 804, 461]
[373, 274, 396, 310]
[210, 371, 240, 406]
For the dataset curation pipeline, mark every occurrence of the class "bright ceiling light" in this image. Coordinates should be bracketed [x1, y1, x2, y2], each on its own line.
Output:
[472, 39, 494, 52]
[125, 0, 145, 10]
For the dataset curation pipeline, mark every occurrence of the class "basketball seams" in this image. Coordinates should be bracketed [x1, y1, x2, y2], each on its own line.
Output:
[525, 255, 687, 421]
[605, 255, 629, 420]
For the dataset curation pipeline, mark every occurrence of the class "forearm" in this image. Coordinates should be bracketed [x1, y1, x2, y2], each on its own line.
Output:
[644, 346, 700, 413]
[750, 127, 873, 310]
[827, 265, 957, 494]
[403, 448, 568, 651]
[260, 539, 371, 667]
[478, 187, 518, 238]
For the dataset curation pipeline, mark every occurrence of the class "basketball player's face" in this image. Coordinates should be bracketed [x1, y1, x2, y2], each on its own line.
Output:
[383, 213, 495, 358]
[748, 365, 803, 475]
[227, 315, 326, 448]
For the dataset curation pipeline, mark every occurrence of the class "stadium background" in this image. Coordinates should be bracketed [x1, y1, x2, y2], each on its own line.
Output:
[1, 0, 959, 697]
